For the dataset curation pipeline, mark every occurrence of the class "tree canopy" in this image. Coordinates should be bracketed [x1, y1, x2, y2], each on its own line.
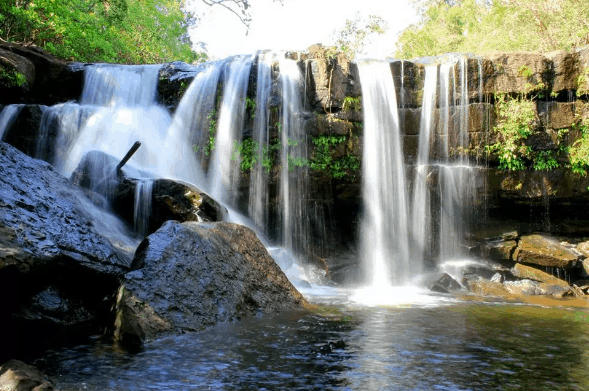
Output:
[330, 13, 388, 59]
[0, 0, 209, 63]
[395, 0, 589, 59]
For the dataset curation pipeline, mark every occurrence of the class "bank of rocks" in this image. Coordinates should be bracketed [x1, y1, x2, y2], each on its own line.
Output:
[431, 231, 589, 302]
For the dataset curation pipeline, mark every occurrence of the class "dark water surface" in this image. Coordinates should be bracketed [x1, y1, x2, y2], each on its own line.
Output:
[38, 301, 589, 391]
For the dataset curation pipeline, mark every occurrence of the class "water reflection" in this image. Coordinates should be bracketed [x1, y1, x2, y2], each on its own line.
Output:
[39, 304, 589, 390]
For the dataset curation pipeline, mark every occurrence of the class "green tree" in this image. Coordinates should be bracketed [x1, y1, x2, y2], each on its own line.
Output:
[0, 0, 212, 63]
[396, 0, 589, 59]
[330, 13, 388, 59]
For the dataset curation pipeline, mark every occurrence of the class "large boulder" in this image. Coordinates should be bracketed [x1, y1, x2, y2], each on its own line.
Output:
[513, 234, 580, 268]
[0, 360, 57, 391]
[0, 142, 138, 362]
[511, 263, 570, 288]
[114, 221, 308, 344]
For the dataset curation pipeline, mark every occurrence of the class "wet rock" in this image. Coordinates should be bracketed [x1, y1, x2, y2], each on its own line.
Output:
[157, 61, 205, 112]
[0, 48, 35, 103]
[2, 105, 46, 159]
[466, 280, 510, 297]
[504, 279, 542, 295]
[577, 241, 589, 258]
[490, 272, 504, 283]
[114, 221, 308, 344]
[319, 340, 346, 353]
[0, 142, 137, 361]
[429, 273, 462, 293]
[511, 263, 570, 288]
[503, 279, 569, 296]
[111, 177, 227, 236]
[150, 179, 226, 230]
[481, 239, 517, 263]
[0, 42, 83, 105]
[485, 52, 551, 94]
[69, 150, 127, 198]
[71, 150, 227, 235]
[513, 234, 580, 268]
[0, 360, 57, 391]
[460, 259, 512, 281]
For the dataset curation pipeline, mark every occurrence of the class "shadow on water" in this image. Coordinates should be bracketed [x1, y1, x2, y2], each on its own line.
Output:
[37, 302, 589, 391]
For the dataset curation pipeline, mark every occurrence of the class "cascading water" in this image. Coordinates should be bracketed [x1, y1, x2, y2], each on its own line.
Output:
[209, 55, 253, 204]
[248, 52, 274, 233]
[356, 57, 481, 296]
[278, 58, 311, 257]
[167, 58, 228, 176]
[410, 65, 438, 266]
[134, 179, 154, 236]
[438, 58, 475, 262]
[62, 64, 174, 179]
[358, 61, 411, 288]
[0, 104, 24, 141]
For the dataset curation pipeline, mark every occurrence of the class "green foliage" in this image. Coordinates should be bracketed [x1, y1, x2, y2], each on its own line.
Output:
[396, 0, 589, 58]
[486, 93, 535, 170]
[245, 97, 256, 119]
[230, 136, 281, 173]
[205, 108, 217, 156]
[0, 0, 206, 64]
[517, 65, 546, 97]
[232, 137, 258, 171]
[517, 65, 533, 79]
[0, 66, 27, 87]
[261, 138, 281, 172]
[569, 121, 589, 175]
[330, 13, 388, 59]
[532, 150, 559, 171]
[342, 96, 361, 112]
[310, 135, 360, 178]
[576, 68, 589, 97]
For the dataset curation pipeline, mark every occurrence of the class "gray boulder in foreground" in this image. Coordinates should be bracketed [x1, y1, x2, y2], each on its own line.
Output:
[0, 142, 139, 361]
[114, 221, 309, 344]
[0, 360, 58, 391]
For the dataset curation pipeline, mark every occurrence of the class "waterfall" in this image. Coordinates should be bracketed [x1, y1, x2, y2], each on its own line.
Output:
[61, 64, 174, 180]
[410, 65, 438, 267]
[209, 55, 253, 204]
[358, 61, 410, 287]
[278, 58, 310, 257]
[0, 104, 24, 141]
[357, 56, 481, 291]
[438, 58, 475, 262]
[134, 179, 154, 236]
[167, 58, 228, 176]
[248, 52, 274, 232]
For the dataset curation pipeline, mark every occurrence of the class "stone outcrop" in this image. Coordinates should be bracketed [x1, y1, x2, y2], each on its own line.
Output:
[112, 178, 227, 236]
[513, 234, 580, 268]
[0, 43, 83, 105]
[114, 221, 308, 344]
[70, 150, 227, 236]
[0, 142, 138, 362]
[156, 61, 204, 112]
[0, 360, 57, 391]
[511, 263, 570, 288]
